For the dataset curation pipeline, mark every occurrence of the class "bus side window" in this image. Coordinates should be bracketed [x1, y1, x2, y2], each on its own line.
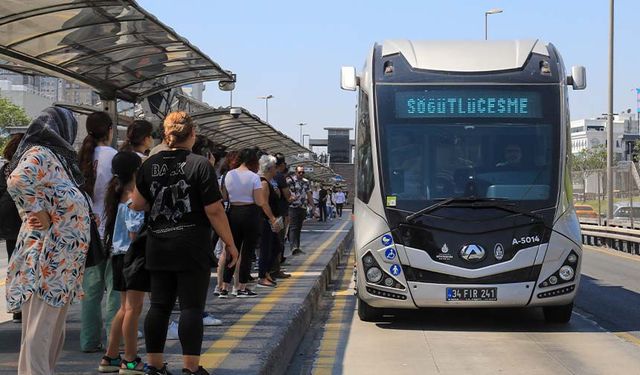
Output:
[356, 90, 374, 203]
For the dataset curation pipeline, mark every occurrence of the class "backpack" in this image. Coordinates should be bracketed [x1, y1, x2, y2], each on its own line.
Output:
[0, 164, 22, 240]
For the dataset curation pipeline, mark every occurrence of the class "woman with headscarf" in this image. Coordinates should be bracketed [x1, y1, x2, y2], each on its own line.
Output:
[5, 107, 91, 374]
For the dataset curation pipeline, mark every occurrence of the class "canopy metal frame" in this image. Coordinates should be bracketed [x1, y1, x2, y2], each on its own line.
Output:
[0, 0, 233, 102]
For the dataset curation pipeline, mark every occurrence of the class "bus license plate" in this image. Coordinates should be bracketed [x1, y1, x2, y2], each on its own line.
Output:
[446, 287, 497, 301]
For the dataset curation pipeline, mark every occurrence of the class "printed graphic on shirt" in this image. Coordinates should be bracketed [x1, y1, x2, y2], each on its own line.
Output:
[149, 162, 192, 223]
[287, 176, 310, 207]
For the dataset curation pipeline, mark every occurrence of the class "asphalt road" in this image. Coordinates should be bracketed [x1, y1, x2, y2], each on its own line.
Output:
[288, 245, 640, 375]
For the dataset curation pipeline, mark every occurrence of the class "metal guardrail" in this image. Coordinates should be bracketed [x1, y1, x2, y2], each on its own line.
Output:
[580, 222, 640, 255]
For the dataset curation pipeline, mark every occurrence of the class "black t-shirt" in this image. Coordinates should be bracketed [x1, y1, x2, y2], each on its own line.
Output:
[136, 150, 222, 270]
[274, 171, 289, 215]
[261, 177, 280, 218]
[319, 188, 328, 203]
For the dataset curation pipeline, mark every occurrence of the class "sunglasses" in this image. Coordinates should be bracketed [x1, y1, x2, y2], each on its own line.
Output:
[297, 171, 305, 175]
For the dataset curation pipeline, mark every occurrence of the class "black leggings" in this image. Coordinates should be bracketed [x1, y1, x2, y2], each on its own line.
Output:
[258, 219, 279, 278]
[144, 268, 210, 356]
[223, 205, 260, 285]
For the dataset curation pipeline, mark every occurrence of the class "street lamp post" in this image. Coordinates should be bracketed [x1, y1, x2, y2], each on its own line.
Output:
[257, 95, 274, 123]
[298, 122, 307, 144]
[484, 8, 503, 40]
[606, 0, 615, 223]
[302, 133, 311, 148]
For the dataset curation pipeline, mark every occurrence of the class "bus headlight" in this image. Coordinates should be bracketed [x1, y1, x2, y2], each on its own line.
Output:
[366, 267, 383, 283]
[363, 254, 375, 266]
[559, 266, 575, 281]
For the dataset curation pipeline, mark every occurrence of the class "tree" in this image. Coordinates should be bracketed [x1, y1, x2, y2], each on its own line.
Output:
[572, 144, 606, 200]
[0, 96, 30, 156]
[0, 96, 30, 129]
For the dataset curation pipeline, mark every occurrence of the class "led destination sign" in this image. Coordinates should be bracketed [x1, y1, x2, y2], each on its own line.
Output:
[395, 90, 542, 119]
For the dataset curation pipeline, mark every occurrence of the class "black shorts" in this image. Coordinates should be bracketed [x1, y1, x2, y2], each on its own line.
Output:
[112, 254, 150, 292]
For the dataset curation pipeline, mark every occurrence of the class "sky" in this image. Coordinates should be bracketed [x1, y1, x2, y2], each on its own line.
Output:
[139, 0, 639, 143]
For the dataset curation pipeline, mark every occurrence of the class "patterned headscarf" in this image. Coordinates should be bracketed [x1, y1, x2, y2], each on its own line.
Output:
[6, 107, 84, 185]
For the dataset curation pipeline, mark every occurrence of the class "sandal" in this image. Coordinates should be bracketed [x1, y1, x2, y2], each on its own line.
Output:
[120, 356, 146, 374]
[98, 354, 122, 373]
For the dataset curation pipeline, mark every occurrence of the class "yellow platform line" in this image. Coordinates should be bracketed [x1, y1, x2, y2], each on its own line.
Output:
[614, 332, 640, 347]
[200, 221, 350, 369]
[311, 247, 355, 373]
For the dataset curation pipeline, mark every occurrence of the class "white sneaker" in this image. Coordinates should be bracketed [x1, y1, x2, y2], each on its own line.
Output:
[202, 313, 223, 326]
[213, 285, 221, 296]
[231, 287, 238, 297]
[166, 320, 179, 340]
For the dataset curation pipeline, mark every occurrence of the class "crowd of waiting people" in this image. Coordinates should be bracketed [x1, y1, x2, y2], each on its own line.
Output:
[0, 108, 347, 375]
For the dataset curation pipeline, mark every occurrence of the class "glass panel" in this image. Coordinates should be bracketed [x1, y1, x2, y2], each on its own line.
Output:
[40, 37, 182, 65]
[0, 6, 144, 46]
[102, 63, 213, 89]
[119, 68, 223, 93]
[12, 21, 166, 57]
[81, 53, 203, 78]
[0, 1, 75, 20]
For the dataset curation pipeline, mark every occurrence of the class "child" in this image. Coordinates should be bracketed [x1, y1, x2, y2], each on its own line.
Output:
[98, 152, 146, 374]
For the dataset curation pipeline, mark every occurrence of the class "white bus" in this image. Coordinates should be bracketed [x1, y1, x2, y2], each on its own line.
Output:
[341, 40, 586, 323]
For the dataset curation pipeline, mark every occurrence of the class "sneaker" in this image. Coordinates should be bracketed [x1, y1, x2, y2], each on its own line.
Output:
[291, 248, 306, 256]
[119, 357, 145, 374]
[247, 275, 257, 282]
[218, 290, 229, 299]
[145, 364, 172, 375]
[202, 313, 222, 326]
[231, 287, 238, 297]
[213, 286, 221, 297]
[12, 312, 21, 323]
[182, 366, 209, 375]
[237, 289, 258, 298]
[166, 321, 179, 340]
[274, 271, 292, 279]
[98, 354, 122, 373]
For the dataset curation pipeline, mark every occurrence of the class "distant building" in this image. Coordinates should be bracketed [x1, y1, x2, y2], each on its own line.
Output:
[182, 82, 205, 102]
[570, 113, 639, 161]
[0, 69, 63, 118]
[571, 113, 640, 196]
[308, 127, 355, 204]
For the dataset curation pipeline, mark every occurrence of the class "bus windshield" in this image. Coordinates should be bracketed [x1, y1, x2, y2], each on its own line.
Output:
[376, 84, 561, 212]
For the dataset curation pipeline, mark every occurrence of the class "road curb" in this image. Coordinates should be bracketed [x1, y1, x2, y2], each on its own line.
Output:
[258, 227, 354, 375]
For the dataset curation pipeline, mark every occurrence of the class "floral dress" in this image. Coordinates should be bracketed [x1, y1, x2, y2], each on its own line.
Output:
[6, 146, 90, 312]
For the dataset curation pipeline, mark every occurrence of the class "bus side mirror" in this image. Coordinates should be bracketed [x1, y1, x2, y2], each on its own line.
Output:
[340, 66, 358, 91]
[568, 66, 586, 90]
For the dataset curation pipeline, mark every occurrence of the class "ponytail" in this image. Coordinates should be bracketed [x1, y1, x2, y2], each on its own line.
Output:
[103, 176, 124, 249]
[80, 111, 113, 196]
[78, 134, 98, 196]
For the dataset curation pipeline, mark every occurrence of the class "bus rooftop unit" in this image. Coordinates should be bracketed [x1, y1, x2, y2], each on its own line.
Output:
[341, 39, 586, 323]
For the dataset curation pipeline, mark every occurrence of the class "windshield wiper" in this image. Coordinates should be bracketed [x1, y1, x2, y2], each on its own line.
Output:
[405, 197, 544, 223]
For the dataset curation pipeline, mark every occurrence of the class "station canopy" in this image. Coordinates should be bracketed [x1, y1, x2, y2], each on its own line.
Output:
[189, 107, 312, 158]
[0, 0, 233, 102]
